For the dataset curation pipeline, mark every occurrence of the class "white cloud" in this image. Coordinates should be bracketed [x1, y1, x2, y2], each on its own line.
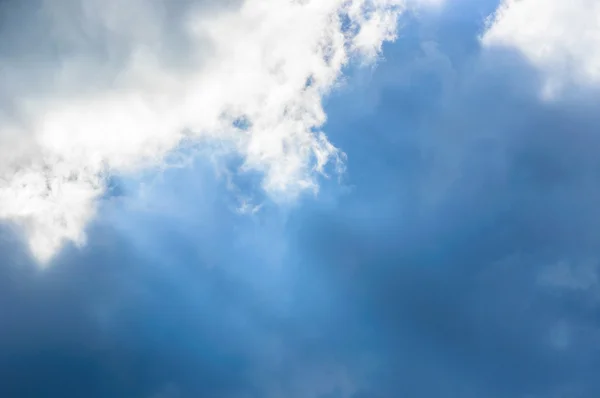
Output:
[0, 0, 413, 264]
[482, 0, 600, 98]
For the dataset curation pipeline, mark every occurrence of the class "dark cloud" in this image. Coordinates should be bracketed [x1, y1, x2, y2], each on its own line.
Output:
[2, 2, 600, 398]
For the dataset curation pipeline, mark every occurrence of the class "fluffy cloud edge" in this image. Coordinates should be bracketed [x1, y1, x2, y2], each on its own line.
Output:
[0, 0, 417, 264]
[481, 0, 600, 98]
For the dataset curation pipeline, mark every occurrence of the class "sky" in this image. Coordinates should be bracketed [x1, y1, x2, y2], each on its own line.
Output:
[1, 0, 600, 397]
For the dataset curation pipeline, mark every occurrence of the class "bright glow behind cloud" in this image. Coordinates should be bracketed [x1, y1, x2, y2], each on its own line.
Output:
[0, 0, 407, 263]
[482, 0, 600, 98]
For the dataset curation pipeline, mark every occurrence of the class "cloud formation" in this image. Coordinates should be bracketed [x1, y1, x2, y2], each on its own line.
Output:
[4, 2, 600, 397]
[482, 0, 600, 97]
[0, 0, 408, 263]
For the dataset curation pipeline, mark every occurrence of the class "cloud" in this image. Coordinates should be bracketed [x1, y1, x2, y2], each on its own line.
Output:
[0, 0, 411, 264]
[4, 4, 600, 397]
[482, 0, 600, 98]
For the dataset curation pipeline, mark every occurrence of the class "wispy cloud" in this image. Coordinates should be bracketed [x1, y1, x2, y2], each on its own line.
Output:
[0, 0, 413, 263]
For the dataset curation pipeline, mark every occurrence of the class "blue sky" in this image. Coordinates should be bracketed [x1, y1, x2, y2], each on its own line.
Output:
[2, 0, 600, 397]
